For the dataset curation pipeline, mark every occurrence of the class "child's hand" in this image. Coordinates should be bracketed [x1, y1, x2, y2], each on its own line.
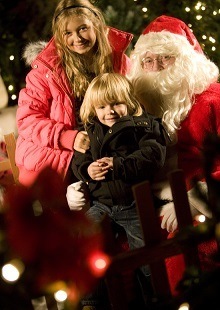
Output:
[88, 161, 109, 181]
[96, 157, 113, 169]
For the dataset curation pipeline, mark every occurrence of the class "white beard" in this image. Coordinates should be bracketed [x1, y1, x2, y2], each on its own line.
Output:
[132, 65, 193, 139]
[133, 72, 166, 118]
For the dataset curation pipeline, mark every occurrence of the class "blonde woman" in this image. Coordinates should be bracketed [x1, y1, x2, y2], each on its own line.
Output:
[16, 0, 133, 187]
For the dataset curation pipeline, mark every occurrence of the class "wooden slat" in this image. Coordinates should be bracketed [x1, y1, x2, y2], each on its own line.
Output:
[4, 133, 19, 184]
[168, 169, 200, 268]
[0, 159, 11, 172]
[168, 169, 193, 228]
[132, 181, 171, 298]
[105, 170, 203, 309]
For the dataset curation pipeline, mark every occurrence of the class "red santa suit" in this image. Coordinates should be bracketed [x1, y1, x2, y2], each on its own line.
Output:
[130, 15, 220, 296]
[178, 84, 220, 186]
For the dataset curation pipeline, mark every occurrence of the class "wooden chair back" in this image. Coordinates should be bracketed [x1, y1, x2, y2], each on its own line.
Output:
[0, 133, 19, 184]
[104, 169, 201, 310]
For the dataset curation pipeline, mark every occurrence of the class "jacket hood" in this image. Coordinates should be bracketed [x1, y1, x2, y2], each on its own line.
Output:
[141, 15, 203, 54]
[22, 27, 133, 67]
[22, 41, 48, 66]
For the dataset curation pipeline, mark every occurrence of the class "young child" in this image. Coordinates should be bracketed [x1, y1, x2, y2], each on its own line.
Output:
[15, 0, 133, 187]
[71, 72, 167, 309]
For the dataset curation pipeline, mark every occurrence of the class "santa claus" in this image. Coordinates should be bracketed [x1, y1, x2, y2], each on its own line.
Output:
[127, 15, 220, 232]
[127, 15, 220, 296]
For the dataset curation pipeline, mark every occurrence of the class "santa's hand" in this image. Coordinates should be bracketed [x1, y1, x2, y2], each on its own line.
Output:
[187, 182, 212, 219]
[159, 202, 177, 232]
[66, 181, 89, 211]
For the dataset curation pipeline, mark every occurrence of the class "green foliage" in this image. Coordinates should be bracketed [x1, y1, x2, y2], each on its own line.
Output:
[97, 0, 143, 39]
[99, 0, 220, 65]
[0, 0, 57, 105]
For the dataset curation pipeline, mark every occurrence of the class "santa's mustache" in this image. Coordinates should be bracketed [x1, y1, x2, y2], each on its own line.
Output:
[133, 64, 189, 122]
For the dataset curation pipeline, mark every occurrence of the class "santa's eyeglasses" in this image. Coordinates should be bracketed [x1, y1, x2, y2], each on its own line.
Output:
[141, 55, 174, 70]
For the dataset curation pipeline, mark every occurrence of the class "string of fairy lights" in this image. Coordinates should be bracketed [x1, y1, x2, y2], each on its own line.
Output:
[1, 3, 220, 308]
[138, 1, 219, 52]
[1, 254, 110, 306]
[2, 0, 220, 106]
[1, 55, 17, 105]
[185, 2, 219, 52]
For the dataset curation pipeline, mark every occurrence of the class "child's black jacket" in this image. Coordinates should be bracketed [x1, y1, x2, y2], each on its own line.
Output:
[72, 112, 167, 207]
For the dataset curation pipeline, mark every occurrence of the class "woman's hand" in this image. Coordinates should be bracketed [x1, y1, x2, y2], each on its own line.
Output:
[73, 131, 90, 153]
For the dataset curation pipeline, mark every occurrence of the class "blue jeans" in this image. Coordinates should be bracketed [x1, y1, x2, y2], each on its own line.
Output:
[81, 201, 152, 308]
[87, 201, 149, 259]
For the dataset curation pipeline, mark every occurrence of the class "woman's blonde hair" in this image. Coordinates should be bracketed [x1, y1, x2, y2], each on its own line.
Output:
[52, 0, 114, 100]
[80, 73, 143, 125]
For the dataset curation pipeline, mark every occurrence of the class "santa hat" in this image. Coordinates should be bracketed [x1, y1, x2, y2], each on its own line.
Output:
[141, 15, 203, 53]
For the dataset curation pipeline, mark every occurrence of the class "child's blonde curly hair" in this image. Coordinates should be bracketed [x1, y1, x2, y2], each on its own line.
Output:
[80, 73, 143, 125]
